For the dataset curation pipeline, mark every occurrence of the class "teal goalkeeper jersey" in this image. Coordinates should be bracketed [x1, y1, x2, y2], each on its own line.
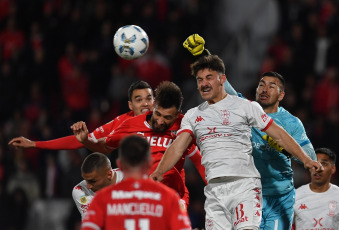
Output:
[224, 81, 316, 196]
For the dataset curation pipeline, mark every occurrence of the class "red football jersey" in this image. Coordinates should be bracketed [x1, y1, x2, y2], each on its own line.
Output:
[90, 111, 135, 140]
[81, 178, 191, 230]
[105, 112, 200, 204]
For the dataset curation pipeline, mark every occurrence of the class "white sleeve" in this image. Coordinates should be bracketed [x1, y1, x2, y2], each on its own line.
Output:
[178, 109, 194, 136]
[247, 101, 272, 130]
[72, 184, 93, 219]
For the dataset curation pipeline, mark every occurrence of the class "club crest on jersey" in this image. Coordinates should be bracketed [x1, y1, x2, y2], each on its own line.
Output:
[261, 114, 268, 122]
[171, 130, 177, 137]
[80, 195, 87, 204]
[328, 200, 337, 216]
[221, 110, 230, 125]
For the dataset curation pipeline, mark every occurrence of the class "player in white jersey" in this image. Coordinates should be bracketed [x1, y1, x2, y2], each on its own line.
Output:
[72, 152, 124, 219]
[293, 148, 339, 229]
[151, 54, 323, 230]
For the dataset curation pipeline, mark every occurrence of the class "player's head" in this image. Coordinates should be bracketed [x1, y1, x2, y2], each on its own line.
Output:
[255, 72, 285, 111]
[151, 81, 183, 133]
[128, 80, 154, 116]
[81, 152, 113, 192]
[117, 135, 151, 175]
[190, 55, 227, 103]
[310, 148, 336, 186]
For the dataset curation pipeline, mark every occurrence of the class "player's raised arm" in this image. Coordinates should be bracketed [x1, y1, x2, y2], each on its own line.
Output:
[265, 121, 323, 171]
[150, 132, 192, 182]
[71, 121, 113, 154]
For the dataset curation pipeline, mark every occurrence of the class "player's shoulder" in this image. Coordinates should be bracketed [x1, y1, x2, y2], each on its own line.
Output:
[330, 183, 339, 192]
[275, 107, 303, 126]
[295, 184, 311, 195]
[72, 180, 87, 198]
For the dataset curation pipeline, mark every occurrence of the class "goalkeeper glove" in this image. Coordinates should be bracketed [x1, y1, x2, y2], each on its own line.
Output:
[183, 34, 207, 56]
[262, 135, 292, 158]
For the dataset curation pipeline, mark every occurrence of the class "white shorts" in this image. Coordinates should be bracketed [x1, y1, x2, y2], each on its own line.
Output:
[204, 177, 262, 230]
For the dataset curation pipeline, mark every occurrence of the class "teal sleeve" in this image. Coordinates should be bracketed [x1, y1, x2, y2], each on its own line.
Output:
[292, 142, 317, 165]
[224, 80, 244, 98]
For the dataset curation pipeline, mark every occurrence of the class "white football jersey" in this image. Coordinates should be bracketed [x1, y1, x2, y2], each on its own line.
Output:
[179, 95, 272, 182]
[72, 168, 124, 219]
[294, 183, 339, 229]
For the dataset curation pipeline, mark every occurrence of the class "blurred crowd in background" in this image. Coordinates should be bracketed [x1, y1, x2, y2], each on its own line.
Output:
[0, 0, 338, 229]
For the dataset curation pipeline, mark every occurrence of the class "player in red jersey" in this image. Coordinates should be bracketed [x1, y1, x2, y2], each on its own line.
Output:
[81, 135, 191, 230]
[72, 81, 206, 207]
[8, 80, 154, 150]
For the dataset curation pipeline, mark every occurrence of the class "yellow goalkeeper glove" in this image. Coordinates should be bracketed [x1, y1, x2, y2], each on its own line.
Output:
[263, 135, 292, 158]
[183, 34, 206, 56]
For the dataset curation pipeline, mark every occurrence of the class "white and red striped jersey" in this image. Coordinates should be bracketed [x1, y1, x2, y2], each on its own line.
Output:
[294, 183, 339, 229]
[81, 177, 191, 230]
[178, 94, 273, 182]
[72, 169, 124, 219]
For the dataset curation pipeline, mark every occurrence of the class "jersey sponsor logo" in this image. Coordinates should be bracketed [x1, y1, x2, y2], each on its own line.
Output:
[328, 200, 337, 216]
[234, 203, 249, 227]
[195, 116, 205, 123]
[145, 136, 173, 148]
[207, 127, 216, 134]
[112, 190, 161, 200]
[298, 204, 308, 210]
[80, 195, 88, 204]
[313, 217, 323, 227]
[221, 110, 230, 125]
[199, 133, 232, 142]
[107, 203, 163, 217]
[261, 114, 268, 122]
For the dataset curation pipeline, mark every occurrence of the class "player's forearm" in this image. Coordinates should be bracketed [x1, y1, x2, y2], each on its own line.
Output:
[81, 138, 112, 154]
[36, 135, 84, 150]
[157, 133, 192, 175]
[267, 125, 312, 164]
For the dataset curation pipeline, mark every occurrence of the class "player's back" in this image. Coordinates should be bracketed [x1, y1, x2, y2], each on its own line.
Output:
[82, 178, 191, 230]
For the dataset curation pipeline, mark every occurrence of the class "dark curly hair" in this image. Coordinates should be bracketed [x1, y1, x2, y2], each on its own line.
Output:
[154, 81, 183, 111]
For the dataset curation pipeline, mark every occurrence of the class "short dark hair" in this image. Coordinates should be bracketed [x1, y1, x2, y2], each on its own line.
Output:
[190, 55, 225, 77]
[154, 81, 183, 111]
[261, 71, 286, 91]
[81, 152, 111, 173]
[315, 147, 336, 164]
[128, 80, 153, 101]
[118, 135, 150, 167]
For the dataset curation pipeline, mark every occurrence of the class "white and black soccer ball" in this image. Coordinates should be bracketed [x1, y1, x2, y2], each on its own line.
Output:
[113, 25, 149, 60]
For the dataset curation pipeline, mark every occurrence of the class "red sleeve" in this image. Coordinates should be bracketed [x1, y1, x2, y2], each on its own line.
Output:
[187, 145, 207, 185]
[168, 192, 192, 229]
[35, 135, 84, 150]
[105, 120, 132, 149]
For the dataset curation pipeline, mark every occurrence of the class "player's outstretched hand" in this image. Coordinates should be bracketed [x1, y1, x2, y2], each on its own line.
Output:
[149, 170, 164, 183]
[304, 160, 324, 172]
[71, 121, 89, 143]
[183, 34, 206, 56]
[263, 135, 292, 158]
[8, 136, 35, 149]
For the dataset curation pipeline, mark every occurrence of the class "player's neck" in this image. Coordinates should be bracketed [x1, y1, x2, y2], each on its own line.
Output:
[309, 182, 331, 193]
[263, 104, 279, 114]
[207, 92, 227, 105]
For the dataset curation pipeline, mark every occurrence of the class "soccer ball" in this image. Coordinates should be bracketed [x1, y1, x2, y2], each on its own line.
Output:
[113, 25, 149, 60]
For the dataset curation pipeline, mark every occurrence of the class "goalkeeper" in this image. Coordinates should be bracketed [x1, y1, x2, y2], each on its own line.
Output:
[183, 34, 317, 230]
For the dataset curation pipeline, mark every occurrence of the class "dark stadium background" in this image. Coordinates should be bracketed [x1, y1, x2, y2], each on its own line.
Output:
[0, 0, 338, 229]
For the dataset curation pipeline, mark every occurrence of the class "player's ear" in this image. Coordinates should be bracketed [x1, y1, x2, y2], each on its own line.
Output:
[107, 169, 113, 180]
[331, 165, 336, 175]
[220, 74, 226, 85]
[128, 101, 133, 111]
[278, 91, 285, 102]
